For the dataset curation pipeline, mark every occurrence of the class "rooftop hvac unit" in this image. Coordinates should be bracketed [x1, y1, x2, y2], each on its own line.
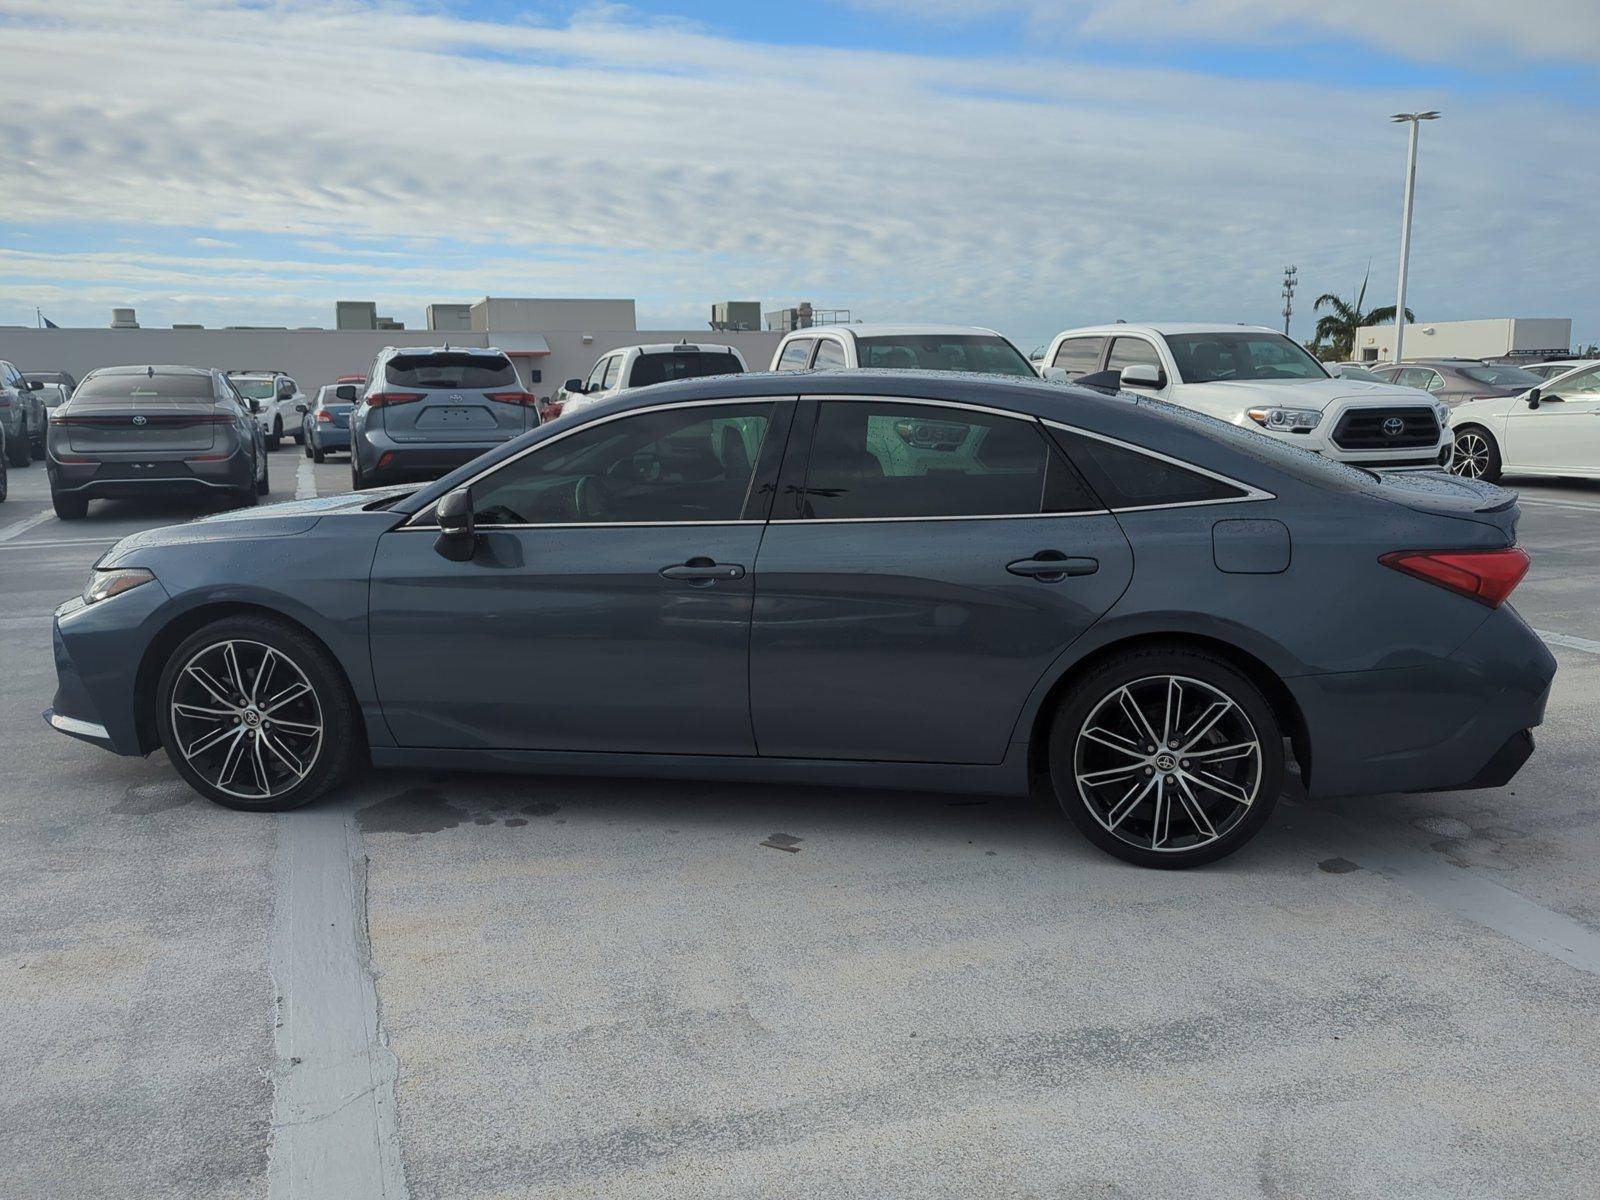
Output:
[110, 307, 140, 329]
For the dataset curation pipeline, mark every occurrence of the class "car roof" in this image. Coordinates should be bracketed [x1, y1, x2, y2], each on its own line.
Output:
[385, 345, 508, 358]
[1055, 323, 1281, 339]
[91, 364, 214, 377]
[787, 323, 1010, 340]
[626, 342, 741, 355]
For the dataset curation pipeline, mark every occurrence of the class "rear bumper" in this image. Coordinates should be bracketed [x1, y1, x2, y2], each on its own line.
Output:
[355, 430, 507, 482]
[1289, 605, 1555, 798]
[49, 447, 253, 497]
[313, 426, 352, 450]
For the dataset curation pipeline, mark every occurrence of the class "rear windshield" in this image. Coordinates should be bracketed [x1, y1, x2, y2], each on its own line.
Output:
[857, 335, 1035, 377]
[75, 374, 215, 400]
[230, 378, 276, 399]
[629, 351, 743, 388]
[1460, 363, 1544, 388]
[385, 353, 516, 390]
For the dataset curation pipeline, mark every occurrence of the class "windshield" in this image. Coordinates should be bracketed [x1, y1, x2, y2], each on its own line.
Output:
[1164, 332, 1329, 383]
[75, 373, 215, 400]
[1460, 363, 1545, 388]
[385, 353, 516, 390]
[856, 335, 1035, 377]
[230, 378, 276, 399]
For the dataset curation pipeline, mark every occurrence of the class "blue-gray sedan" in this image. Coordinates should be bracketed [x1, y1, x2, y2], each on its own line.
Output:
[44, 370, 1554, 868]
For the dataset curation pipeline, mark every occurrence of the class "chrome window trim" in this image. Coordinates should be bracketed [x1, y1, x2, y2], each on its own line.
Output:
[1041, 418, 1277, 511]
[400, 395, 795, 530]
[768, 510, 1105, 525]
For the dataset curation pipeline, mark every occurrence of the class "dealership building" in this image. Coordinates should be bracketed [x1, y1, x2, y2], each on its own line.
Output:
[0, 298, 784, 398]
[1351, 317, 1573, 364]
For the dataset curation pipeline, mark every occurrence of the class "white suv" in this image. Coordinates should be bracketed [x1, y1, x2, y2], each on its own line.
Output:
[1042, 323, 1452, 471]
[769, 323, 1037, 377]
[225, 371, 306, 450]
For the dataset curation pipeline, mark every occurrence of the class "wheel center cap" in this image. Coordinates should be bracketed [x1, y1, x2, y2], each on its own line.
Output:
[1154, 752, 1177, 772]
[242, 708, 262, 728]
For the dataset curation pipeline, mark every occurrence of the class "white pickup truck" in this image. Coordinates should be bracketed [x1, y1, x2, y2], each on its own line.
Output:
[1041, 323, 1453, 471]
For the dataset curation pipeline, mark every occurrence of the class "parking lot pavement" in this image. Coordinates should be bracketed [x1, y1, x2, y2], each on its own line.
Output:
[2, 453, 1598, 1198]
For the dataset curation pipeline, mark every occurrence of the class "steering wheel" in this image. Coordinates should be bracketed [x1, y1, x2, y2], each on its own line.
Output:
[573, 475, 614, 520]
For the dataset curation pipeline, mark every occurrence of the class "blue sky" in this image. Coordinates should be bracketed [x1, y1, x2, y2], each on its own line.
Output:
[3, 0, 1597, 349]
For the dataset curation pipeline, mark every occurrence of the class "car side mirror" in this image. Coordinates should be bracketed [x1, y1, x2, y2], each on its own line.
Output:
[27, 380, 43, 391]
[294, 402, 307, 413]
[336, 385, 358, 402]
[248, 399, 263, 414]
[1120, 363, 1165, 388]
[564, 377, 585, 394]
[1527, 388, 1541, 409]
[433, 487, 477, 562]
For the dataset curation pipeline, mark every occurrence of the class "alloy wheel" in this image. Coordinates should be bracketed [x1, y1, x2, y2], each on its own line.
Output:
[169, 639, 324, 800]
[1073, 674, 1262, 854]
[1451, 431, 1490, 478]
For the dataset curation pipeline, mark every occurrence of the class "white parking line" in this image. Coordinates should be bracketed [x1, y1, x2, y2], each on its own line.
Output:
[1519, 497, 1600, 514]
[0, 536, 120, 552]
[1536, 630, 1600, 656]
[295, 457, 318, 502]
[268, 801, 408, 1199]
[0, 509, 55, 543]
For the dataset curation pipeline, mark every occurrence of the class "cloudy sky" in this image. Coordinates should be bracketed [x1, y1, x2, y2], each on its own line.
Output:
[1, 0, 1596, 350]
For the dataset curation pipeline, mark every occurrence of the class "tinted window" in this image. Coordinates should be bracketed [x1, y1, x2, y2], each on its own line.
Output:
[776, 339, 813, 371]
[1459, 363, 1544, 388]
[231, 378, 277, 400]
[801, 401, 1092, 519]
[628, 351, 743, 387]
[1164, 332, 1328, 383]
[812, 339, 847, 368]
[75, 373, 217, 400]
[470, 403, 775, 525]
[601, 356, 623, 390]
[1106, 337, 1161, 372]
[855, 335, 1034, 377]
[1050, 336, 1104, 377]
[1053, 429, 1246, 509]
[385, 353, 516, 390]
[1548, 364, 1600, 395]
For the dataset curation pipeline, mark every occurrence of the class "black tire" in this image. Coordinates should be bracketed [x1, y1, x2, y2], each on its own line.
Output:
[266, 418, 282, 452]
[31, 432, 44, 461]
[51, 489, 87, 520]
[0, 455, 7, 503]
[291, 428, 304, 446]
[256, 452, 270, 496]
[1047, 645, 1284, 869]
[155, 615, 361, 812]
[6, 424, 29, 467]
[351, 457, 368, 491]
[1450, 425, 1502, 483]
[312, 443, 326, 464]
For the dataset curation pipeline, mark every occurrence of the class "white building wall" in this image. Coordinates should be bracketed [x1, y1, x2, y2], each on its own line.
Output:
[471, 298, 636, 335]
[1354, 317, 1572, 363]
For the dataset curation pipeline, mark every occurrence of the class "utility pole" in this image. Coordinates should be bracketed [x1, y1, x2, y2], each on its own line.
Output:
[1280, 266, 1297, 337]
[1390, 110, 1440, 363]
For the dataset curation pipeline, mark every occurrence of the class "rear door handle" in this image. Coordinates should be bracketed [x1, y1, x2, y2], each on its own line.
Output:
[1007, 553, 1099, 582]
[660, 557, 746, 584]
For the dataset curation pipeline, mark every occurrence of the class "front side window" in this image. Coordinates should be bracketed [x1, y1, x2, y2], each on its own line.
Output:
[468, 403, 776, 526]
[855, 335, 1034, 377]
[1547, 363, 1600, 396]
[1050, 336, 1104, 377]
[812, 339, 848, 369]
[776, 339, 814, 371]
[385, 353, 516, 391]
[585, 357, 610, 392]
[800, 401, 1095, 520]
[1106, 337, 1162, 372]
[1163, 332, 1328, 383]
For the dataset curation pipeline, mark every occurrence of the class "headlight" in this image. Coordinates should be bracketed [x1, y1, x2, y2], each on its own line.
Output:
[1434, 402, 1450, 424]
[1247, 407, 1322, 433]
[83, 567, 155, 606]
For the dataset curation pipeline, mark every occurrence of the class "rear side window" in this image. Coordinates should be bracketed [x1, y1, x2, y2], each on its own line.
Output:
[775, 339, 814, 371]
[1052, 429, 1245, 509]
[385, 353, 516, 390]
[628, 351, 743, 388]
[800, 401, 1096, 520]
[1051, 336, 1104, 377]
[75, 373, 216, 400]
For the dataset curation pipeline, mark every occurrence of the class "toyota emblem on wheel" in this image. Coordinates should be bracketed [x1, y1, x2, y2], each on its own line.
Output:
[1383, 416, 1405, 436]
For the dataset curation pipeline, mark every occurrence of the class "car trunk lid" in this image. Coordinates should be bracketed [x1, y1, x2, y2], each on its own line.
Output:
[57, 397, 219, 454]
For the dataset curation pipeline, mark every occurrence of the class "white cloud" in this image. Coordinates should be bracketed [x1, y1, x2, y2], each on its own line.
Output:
[0, 0, 1595, 345]
[190, 236, 239, 248]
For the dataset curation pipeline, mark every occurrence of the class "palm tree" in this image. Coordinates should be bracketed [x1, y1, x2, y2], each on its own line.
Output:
[1312, 271, 1414, 360]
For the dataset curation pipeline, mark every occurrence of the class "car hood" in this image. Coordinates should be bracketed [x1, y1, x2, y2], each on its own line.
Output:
[98, 486, 415, 561]
[1175, 378, 1431, 410]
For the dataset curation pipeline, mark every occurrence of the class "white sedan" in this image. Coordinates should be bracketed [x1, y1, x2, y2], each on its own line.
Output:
[1450, 360, 1600, 481]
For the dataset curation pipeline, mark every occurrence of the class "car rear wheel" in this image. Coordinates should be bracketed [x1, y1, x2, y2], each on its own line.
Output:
[1450, 426, 1502, 482]
[6, 424, 29, 467]
[156, 617, 360, 811]
[1048, 647, 1283, 868]
[0, 454, 7, 502]
[51, 488, 87, 520]
[256, 452, 270, 496]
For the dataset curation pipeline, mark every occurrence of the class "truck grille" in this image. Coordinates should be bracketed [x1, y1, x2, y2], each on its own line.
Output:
[1332, 406, 1439, 450]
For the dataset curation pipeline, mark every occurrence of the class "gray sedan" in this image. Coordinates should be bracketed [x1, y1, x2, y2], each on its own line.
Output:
[44, 370, 1552, 869]
[1372, 359, 1548, 407]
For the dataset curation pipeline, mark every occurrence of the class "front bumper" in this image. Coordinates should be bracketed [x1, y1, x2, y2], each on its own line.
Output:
[1288, 605, 1555, 798]
[47, 585, 172, 757]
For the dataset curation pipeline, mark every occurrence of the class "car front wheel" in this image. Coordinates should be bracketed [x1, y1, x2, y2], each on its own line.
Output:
[1450, 426, 1502, 482]
[156, 617, 360, 811]
[266, 418, 282, 452]
[1048, 646, 1283, 868]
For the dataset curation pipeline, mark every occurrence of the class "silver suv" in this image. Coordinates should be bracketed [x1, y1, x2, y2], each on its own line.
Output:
[351, 346, 537, 490]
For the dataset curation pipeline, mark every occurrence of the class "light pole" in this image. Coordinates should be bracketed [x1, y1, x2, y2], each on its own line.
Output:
[1390, 110, 1440, 364]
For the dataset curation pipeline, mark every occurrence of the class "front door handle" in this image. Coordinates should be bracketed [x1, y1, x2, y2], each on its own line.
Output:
[1007, 552, 1099, 582]
[660, 557, 746, 585]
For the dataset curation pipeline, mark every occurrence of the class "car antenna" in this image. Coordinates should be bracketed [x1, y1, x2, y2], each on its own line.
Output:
[147, 366, 155, 377]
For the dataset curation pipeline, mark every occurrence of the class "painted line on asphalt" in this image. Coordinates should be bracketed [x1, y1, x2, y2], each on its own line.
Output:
[294, 457, 318, 502]
[268, 800, 408, 1200]
[1518, 497, 1600, 513]
[1286, 799, 1600, 979]
[0, 508, 55, 543]
[0, 536, 120, 552]
[1536, 629, 1600, 655]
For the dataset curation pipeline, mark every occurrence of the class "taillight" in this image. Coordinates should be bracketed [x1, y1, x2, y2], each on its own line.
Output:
[316, 409, 334, 423]
[367, 392, 423, 408]
[486, 390, 539, 407]
[1380, 547, 1530, 608]
[0, 396, 11, 408]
